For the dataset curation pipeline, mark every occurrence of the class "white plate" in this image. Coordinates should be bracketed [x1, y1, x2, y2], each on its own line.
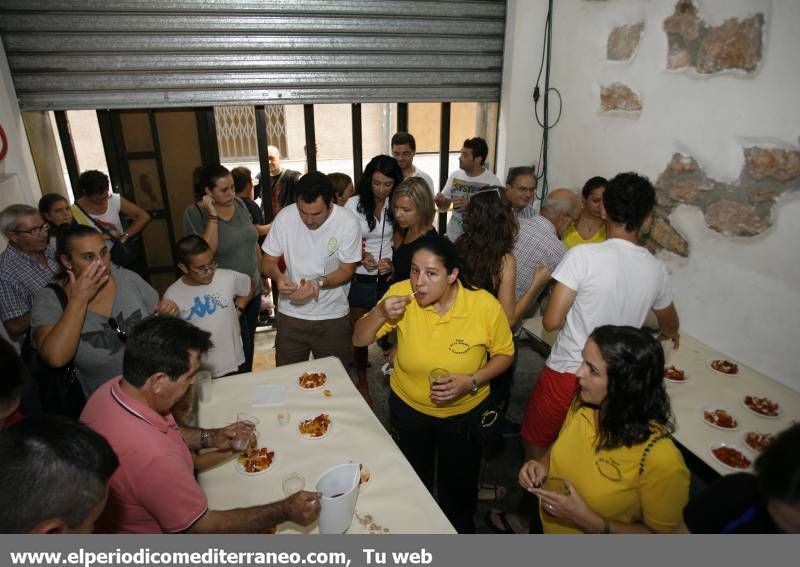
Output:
[663, 366, 688, 383]
[296, 371, 328, 391]
[741, 394, 782, 419]
[234, 448, 277, 476]
[298, 413, 333, 439]
[700, 406, 740, 431]
[347, 459, 372, 490]
[709, 359, 740, 376]
[742, 431, 773, 454]
[708, 442, 753, 471]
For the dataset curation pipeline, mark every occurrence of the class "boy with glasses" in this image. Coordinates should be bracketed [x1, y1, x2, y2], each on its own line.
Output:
[164, 236, 253, 377]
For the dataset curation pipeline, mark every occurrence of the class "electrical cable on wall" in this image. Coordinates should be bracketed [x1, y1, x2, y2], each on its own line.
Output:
[533, 0, 562, 203]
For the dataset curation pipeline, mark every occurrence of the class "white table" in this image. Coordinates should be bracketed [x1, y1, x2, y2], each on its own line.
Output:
[197, 356, 456, 534]
[521, 316, 800, 476]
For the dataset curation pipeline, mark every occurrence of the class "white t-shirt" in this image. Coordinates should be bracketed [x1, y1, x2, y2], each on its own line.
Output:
[547, 238, 673, 373]
[164, 268, 250, 377]
[90, 193, 124, 234]
[344, 196, 393, 276]
[262, 203, 362, 320]
[408, 167, 436, 198]
[441, 168, 502, 241]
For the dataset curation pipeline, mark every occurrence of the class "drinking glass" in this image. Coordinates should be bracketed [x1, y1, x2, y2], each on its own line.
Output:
[232, 413, 259, 451]
[277, 411, 290, 426]
[282, 473, 306, 497]
[196, 370, 212, 403]
[428, 368, 449, 390]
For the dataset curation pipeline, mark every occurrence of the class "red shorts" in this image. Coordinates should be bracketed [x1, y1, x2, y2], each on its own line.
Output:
[521, 366, 578, 447]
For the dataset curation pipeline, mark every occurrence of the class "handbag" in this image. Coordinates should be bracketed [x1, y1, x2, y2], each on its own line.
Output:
[74, 202, 139, 267]
[22, 284, 86, 419]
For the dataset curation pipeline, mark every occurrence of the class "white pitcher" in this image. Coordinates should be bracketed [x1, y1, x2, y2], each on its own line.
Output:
[315, 462, 361, 534]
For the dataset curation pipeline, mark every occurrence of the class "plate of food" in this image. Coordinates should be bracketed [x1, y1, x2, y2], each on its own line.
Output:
[743, 431, 774, 453]
[235, 447, 276, 476]
[701, 406, 739, 430]
[347, 459, 372, 489]
[710, 359, 739, 376]
[297, 371, 328, 391]
[298, 413, 333, 439]
[663, 365, 687, 382]
[709, 442, 753, 471]
[742, 394, 781, 418]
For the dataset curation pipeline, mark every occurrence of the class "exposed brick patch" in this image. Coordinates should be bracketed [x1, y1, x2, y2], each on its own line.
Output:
[607, 22, 644, 61]
[600, 83, 642, 112]
[664, 0, 764, 74]
[745, 147, 800, 181]
[650, 147, 800, 254]
[704, 199, 768, 236]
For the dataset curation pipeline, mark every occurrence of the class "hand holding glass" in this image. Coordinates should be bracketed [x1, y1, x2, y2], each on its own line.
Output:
[232, 413, 259, 451]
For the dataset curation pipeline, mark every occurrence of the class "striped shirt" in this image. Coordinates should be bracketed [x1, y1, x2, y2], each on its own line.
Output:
[512, 216, 566, 301]
[0, 244, 58, 322]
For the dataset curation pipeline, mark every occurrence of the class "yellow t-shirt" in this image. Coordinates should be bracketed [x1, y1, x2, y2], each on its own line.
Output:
[376, 279, 514, 418]
[541, 406, 689, 534]
[561, 223, 607, 249]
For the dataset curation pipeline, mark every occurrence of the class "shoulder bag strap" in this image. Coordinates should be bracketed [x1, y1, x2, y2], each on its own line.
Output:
[74, 202, 114, 238]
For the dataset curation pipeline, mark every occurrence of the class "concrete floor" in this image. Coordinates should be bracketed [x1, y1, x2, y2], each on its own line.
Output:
[254, 327, 547, 533]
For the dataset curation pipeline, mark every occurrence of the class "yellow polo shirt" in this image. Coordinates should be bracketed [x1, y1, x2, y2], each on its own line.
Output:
[562, 223, 607, 249]
[376, 279, 514, 418]
[542, 406, 689, 534]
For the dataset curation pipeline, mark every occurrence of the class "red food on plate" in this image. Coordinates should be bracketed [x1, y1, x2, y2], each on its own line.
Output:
[704, 409, 737, 429]
[744, 432, 773, 453]
[711, 359, 739, 374]
[237, 447, 275, 473]
[299, 413, 331, 437]
[664, 366, 686, 381]
[744, 395, 780, 417]
[298, 372, 327, 389]
[712, 446, 751, 469]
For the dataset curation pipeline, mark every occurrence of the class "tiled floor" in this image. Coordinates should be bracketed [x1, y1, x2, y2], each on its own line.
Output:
[253, 327, 547, 533]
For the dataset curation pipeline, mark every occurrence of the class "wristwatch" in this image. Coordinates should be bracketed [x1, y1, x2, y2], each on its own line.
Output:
[469, 377, 479, 395]
[317, 275, 328, 289]
[200, 429, 210, 449]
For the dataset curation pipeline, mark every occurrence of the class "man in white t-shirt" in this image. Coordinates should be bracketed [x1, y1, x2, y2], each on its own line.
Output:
[164, 236, 253, 377]
[521, 172, 681, 460]
[391, 132, 435, 197]
[261, 172, 361, 366]
[434, 137, 502, 241]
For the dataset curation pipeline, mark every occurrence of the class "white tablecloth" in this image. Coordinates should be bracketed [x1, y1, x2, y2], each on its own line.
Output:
[197, 356, 456, 534]
[521, 316, 800, 475]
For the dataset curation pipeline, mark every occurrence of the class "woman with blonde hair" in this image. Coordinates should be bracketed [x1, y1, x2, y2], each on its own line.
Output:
[391, 176, 437, 282]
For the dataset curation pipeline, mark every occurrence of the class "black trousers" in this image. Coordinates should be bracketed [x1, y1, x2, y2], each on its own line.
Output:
[389, 393, 483, 533]
[238, 294, 260, 373]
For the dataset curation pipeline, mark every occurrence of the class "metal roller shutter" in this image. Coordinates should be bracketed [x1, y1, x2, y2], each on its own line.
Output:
[0, 0, 506, 111]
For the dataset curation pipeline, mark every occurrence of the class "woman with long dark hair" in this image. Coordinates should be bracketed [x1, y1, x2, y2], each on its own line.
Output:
[354, 236, 514, 532]
[519, 325, 689, 533]
[344, 155, 402, 402]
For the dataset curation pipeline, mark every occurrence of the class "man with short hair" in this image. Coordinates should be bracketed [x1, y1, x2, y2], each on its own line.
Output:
[231, 166, 269, 239]
[259, 145, 301, 224]
[504, 166, 539, 220]
[0, 415, 119, 533]
[164, 236, 253, 377]
[512, 188, 578, 314]
[391, 132, 435, 196]
[0, 205, 59, 340]
[261, 172, 361, 366]
[434, 137, 502, 241]
[81, 316, 320, 533]
[522, 172, 681, 461]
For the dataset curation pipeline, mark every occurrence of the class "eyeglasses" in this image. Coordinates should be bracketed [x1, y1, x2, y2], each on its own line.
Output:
[511, 184, 537, 194]
[12, 223, 49, 236]
[191, 261, 218, 275]
[108, 318, 128, 343]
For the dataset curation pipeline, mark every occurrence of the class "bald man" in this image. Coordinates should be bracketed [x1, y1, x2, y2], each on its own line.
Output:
[259, 145, 301, 224]
[512, 188, 579, 313]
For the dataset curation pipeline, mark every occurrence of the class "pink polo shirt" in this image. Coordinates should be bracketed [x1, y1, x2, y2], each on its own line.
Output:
[80, 377, 208, 533]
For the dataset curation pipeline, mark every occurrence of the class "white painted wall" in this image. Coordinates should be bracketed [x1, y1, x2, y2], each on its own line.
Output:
[498, 0, 799, 390]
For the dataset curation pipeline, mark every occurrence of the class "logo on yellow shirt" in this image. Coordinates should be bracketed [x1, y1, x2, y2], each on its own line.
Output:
[595, 456, 622, 482]
[448, 339, 470, 354]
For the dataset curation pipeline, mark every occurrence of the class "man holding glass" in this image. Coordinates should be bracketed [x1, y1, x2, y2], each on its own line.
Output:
[81, 316, 320, 533]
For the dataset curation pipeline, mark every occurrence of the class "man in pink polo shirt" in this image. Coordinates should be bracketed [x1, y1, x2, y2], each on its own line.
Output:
[81, 316, 320, 533]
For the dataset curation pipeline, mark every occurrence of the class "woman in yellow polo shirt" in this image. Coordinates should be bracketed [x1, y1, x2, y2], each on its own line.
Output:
[561, 176, 607, 248]
[353, 236, 514, 533]
[519, 325, 689, 534]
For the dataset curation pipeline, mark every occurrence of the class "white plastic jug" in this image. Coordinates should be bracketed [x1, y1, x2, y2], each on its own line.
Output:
[315, 462, 361, 534]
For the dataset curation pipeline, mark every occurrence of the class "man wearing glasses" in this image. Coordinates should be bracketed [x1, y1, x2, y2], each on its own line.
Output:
[164, 235, 253, 377]
[0, 205, 59, 342]
[504, 166, 539, 220]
